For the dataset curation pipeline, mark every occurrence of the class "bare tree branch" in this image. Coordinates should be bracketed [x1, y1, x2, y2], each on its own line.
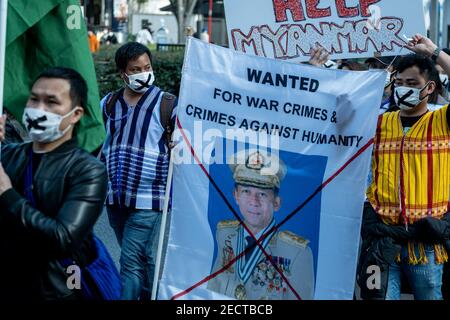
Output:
[165, 0, 202, 42]
[186, 0, 198, 17]
[168, 0, 178, 19]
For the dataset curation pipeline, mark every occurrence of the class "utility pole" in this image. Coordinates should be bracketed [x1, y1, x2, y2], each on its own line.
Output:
[429, 0, 439, 44]
[208, 0, 212, 42]
[101, 0, 105, 26]
[444, 0, 450, 48]
[177, 0, 184, 43]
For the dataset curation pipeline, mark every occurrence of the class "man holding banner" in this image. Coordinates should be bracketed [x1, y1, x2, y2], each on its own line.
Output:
[362, 34, 450, 300]
[207, 150, 315, 300]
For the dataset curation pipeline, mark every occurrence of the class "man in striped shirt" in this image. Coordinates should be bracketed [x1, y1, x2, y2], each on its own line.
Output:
[101, 42, 177, 300]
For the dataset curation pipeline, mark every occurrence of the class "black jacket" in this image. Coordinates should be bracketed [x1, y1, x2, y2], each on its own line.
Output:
[0, 138, 107, 300]
[357, 202, 450, 300]
[357, 203, 415, 300]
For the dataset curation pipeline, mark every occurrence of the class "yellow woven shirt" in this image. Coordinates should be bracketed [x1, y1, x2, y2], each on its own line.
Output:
[367, 105, 450, 226]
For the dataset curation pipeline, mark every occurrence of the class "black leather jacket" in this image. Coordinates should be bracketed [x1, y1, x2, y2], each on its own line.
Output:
[357, 202, 450, 300]
[0, 138, 107, 300]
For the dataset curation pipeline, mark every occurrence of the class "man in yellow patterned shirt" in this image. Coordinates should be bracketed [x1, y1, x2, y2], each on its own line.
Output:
[363, 35, 450, 300]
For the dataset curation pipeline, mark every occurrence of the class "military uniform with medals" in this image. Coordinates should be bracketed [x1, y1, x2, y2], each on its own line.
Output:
[207, 150, 315, 300]
[207, 220, 315, 300]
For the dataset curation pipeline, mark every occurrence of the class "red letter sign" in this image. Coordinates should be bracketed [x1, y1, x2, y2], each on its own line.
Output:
[335, 0, 359, 18]
[272, 0, 305, 22]
[360, 0, 382, 17]
[306, 0, 332, 19]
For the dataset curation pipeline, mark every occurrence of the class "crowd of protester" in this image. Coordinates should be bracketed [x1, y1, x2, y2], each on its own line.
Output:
[1, 32, 450, 301]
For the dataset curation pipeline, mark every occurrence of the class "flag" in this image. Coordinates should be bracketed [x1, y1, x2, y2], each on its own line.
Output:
[4, 0, 105, 152]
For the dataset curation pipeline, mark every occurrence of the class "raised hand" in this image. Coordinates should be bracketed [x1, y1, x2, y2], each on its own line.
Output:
[308, 46, 330, 67]
[405, 34, 437, 58]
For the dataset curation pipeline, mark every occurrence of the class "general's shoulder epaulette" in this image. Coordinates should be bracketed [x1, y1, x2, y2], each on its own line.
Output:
[217, 220, 240, 229]
[278, 230, 309, 248]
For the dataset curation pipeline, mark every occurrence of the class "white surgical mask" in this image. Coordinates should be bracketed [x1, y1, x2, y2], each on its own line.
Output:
[394, 83, 430, 111]
[124, 71, 155, 93]
[22, 107, 76, 143]
[323, 60, 338, 69]
[440, 74, 449, 87]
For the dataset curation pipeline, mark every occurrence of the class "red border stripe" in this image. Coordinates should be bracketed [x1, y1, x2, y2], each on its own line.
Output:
[373, 115, 384, 211]
[427, 114, 434, 215]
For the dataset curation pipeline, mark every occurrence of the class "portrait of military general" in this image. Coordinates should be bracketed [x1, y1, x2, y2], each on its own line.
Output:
[206, 148, 323, 300]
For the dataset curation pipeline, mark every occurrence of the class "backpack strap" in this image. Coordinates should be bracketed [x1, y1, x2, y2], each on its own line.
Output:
[98, 89, 123, 159]
[160, 92, 176, 149]
[104, 88, 123, 120]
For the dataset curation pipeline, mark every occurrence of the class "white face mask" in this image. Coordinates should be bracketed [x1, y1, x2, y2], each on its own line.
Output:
[394, 83, 430, 111]
[440, 74, 449, 87]
[22, 107, 76, 143]
[124, 71, 155, 93]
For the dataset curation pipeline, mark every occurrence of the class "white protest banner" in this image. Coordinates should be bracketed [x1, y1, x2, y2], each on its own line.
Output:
[223, 0, 426, 62]
[157, 38, 385, 300]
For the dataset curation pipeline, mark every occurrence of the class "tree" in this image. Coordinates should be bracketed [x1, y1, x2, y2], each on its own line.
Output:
[129, 0, 199, 43]
[168, 0, 198, 43]
[135, 0, 148, 11]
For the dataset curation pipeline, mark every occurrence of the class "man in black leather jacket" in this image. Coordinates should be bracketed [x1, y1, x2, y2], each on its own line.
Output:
[0, 67, 107, 300]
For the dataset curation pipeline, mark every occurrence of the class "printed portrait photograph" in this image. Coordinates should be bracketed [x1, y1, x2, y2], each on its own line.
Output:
[206, 138, 328, 300]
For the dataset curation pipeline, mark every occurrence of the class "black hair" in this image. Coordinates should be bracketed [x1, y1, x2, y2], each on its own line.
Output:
[395, 54, 442, 104]
[337, 61, 367, 71]
[114, 42, 153, 71]
[34, 67, 88, 110]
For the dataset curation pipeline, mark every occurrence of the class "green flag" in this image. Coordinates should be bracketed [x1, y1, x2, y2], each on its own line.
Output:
[4, 0, 105, 152]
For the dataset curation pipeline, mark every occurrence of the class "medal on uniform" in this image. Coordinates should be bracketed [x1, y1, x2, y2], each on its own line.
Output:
[236, 221, 276, 285]
[222, 240, 235, 272]
[234, 284, 247, 300]
[284, 258, 291, 276]
[252, 261, 268, 287]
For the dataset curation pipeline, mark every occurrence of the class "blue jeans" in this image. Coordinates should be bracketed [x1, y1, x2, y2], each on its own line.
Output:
[386, 244, 443, 300]
[106, 205, 162, 300]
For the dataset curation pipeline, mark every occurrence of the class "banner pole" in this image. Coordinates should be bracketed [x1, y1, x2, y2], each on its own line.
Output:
[0, 0, 8, 158]
[151, 151, 174, 300]
[208, 0, 213, 42]
[0, 0, 7, 117]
